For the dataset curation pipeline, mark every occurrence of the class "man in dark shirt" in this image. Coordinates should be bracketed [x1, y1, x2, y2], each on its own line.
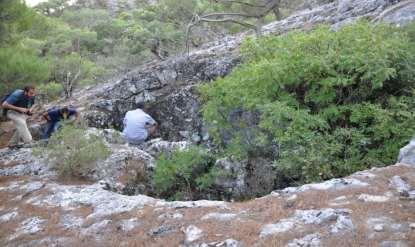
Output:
[1, 86, 36, 146]
[41, 106, 79, 139]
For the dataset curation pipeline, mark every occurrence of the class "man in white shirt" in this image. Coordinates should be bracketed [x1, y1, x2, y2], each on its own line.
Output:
[122, 107, 157, 145]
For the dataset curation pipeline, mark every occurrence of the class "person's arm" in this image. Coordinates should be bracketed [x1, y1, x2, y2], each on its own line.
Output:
[144, 114, 158, 137]
[29, 104, 39, 114]
[42, 111, 51, 121]
[66, 109, 80, 124]
[1, 101, 29, 114]
[74, 111, 80, 123]
[148, 122, 157, 136]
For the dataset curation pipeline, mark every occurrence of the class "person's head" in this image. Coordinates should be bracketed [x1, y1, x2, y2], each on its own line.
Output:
[137, 102, 151, 112]
[60, 106, 70, 119]
[136, 102, 145, 110]
[23, 85, 36, 97]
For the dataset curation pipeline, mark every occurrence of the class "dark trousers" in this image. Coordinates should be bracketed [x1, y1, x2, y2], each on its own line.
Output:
[41, 121, 60, 139]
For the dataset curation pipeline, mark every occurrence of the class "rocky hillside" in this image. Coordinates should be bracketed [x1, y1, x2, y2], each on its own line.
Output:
[1, 0, 415, 246]
[1, 136, 415, 246]
[78, 0, 415, 142]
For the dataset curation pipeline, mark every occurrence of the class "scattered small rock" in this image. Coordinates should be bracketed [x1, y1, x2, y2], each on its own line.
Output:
[354, 171, 376, 179]
[150, 225, 177, 237]
[60, 214, 84, 230]
[329, 196, 350, 206]
[0, 211, 18, 223]
[380, 240, 409, 247]
[10, 217, 45, 240]
[201, 212, 237, 221]
[286, 233, 321, 247]
[260, 208, 353, 238]
[183, 225, 203, 243]
[374, 224, 384, 232]
[283, 178, 368, 194]
[390, 176, 411, 196]
[260, 221, 295, 237]
[81, 220, 112, 236]
[358, 194, 390, 202]
[20, 181, 45, 194]
[199, 238, 240, 247]
[270, 191, 280, 197]
[119, 218, 140, 232]
[158, 212, 184, 220]
[330, 215, 354, 234]
[158, 200, 228, 209]
[287, 194, 298, 201]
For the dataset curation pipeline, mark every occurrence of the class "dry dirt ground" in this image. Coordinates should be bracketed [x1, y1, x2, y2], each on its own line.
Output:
[0, 121, 14, 148]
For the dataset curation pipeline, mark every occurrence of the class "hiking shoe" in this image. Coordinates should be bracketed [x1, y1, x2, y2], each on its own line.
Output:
[37, 139, 48, 147]
[20, 142, 38, 148]
[7, 144, 24, 149]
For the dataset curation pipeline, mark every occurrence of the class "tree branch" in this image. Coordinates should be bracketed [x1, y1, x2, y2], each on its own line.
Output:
[184, 0, 283, 56]
[213, 0, 267, 8]
[185, 13, 260, 56]
[201, 12, 261, 19]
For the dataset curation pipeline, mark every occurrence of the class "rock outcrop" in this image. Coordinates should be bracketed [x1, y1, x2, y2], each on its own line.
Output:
[72, 0, 415, 199]
[1, 143, 415, 246]
[81, 0, 415, 141]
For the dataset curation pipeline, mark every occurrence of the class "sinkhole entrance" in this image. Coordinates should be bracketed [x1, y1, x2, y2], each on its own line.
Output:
[111, 148, 295, 202]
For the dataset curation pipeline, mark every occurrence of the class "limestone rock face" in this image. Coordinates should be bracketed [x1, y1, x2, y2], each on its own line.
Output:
[374, 1, 415, 26]
[84, 55, 240, 142]
[147, 85, 204, 142]
[213, 158, 247, 199]
[397, 139, 415, 166]
[0, 148, 51, 177]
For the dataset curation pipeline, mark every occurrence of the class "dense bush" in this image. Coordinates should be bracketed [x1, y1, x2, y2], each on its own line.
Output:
[36, 82, 63, 101]
[0, 45, 50, 96]
[153, 146, 218, 200]
[42, 124, 110, 177]
[0, 0, 35, 44]
[201, 22, 415, 185]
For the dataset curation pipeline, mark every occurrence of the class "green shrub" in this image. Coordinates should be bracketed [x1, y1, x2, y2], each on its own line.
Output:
[0, 45, 50, 96]
[201, 21, 415, 185]
[153, 146, 217, 200]
[37, 82, 63, 101]
[41, 124, 111, 177]
[0, 0, 35, 44]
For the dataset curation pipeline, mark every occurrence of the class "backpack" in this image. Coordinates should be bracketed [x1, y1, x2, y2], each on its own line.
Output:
[0, 92, 12, 121]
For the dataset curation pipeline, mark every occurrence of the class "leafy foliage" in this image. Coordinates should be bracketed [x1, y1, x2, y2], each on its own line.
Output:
[36, 82, 63, 101]
[0, 45, 50, 95]
[0, 0, 323, 98]
[0, 0, 35, 45]
[41, 124, 110, 177]
[201, 22, 415, 185]
[153, 146, 217, 200]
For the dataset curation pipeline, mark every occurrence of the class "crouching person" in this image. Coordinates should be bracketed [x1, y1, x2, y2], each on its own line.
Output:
[122, 106, 157, 145]
[41, 106, 79, 139]
[1, 85, 36, 147]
